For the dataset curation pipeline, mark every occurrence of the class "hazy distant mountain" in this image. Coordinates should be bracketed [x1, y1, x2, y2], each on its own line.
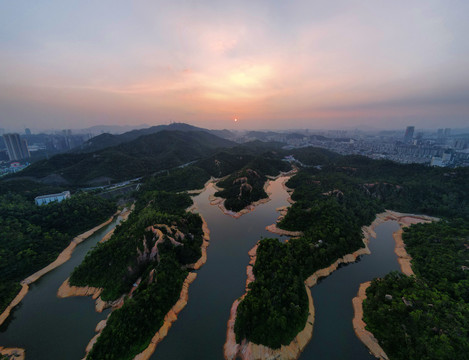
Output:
[75, 123, 236, 153]
[78, 124, 150, 135]
[17, 130, 235, 185]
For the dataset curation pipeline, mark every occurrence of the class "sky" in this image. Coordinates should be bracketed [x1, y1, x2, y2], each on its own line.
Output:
[1, 0, 469, 131]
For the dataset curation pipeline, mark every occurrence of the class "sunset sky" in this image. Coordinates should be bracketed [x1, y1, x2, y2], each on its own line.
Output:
[1, 0, 468, 131]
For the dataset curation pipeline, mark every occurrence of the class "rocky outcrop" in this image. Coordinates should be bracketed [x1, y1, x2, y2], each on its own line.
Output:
[352, 282, 389, 360]
[0, 346, 25, 360]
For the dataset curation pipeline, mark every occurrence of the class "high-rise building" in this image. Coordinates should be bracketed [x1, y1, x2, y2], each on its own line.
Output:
[444, 128, 451, 137]
[3, 133, 30, 161]
[404, 126, 415, 143]
[25, 128, 32, 135]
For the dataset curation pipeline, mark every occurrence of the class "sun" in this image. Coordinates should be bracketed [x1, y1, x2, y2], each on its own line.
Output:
[234, 117, 239, 122]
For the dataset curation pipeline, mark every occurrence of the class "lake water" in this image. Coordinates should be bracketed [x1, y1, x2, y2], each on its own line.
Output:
[0, 178, 401, 359]
[0, 216, 121, 360]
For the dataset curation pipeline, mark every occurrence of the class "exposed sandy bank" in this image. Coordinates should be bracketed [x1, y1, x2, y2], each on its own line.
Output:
[224, 209, 407, 360]
[224, 239, 314, 360]
[0, 347, 25, 360]
[265, 177, 300, 237]
[0, 285, 29, 328]
[132, 272, 198, 360]
[0, 212, 119, 327]
[23, 214, 116, 285]
[81, 273, 198, 360]
[211, 170, 296, 219]
[57, 206, 135, 312]
[56, 278, 115, 313]
[186, 215, 210, 270]
[352, 282, 389, 360]
[79, 203, 209, 358]
[82, 316, 110, 359]
[99, 205, 134, 244]
[352, 210, 438, 359]
[225, 286, 314, 360]
[186, 177, 220, 195]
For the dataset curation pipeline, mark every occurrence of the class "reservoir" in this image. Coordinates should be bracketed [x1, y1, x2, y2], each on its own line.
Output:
[1, 177, 401, 359]
[0, 216, 121, 360]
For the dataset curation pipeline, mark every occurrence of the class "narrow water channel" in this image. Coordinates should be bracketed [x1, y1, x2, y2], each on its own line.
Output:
[151, 176, 292, 359]
[0, 216, 122, 360]
[153, 179, 401, 360]
[1, 179, 402, 360]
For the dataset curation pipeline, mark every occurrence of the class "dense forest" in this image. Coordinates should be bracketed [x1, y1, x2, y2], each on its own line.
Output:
[0, 192, 116, 315]
[234, 149, 469, 348]
[363, 220, 469, 360]
[215, 156, 290, 212]
[70, 187, 205, 359]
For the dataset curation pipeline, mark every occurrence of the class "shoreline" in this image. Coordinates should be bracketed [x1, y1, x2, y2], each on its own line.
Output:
[352, 282, 389, 360]
[0, 346, 25, 360]
[265, 176, 300, 237]
[0, 211, 120, 328]
[57, 205, 136, 312]
[132, 272, 197, 360]
[78, 208, 211, 359]
[224, 239, 315, 360]
[130, 212, 211, 359]
[211, 170, 297, 219]
[224, 209, 420, 360]
[351, 210, 438, 360]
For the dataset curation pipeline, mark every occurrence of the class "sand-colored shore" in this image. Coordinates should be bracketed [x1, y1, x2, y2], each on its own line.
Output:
[265, 176, 299, 237]
[81, 273, 199, 360]
[0, 346, 25, 360]
[0, 211, 120, 328]
[132, 272, 197, 360]
[351, 210, 438, 359]
[224, 208, 428, 360]
[77, 203, 211, 359]
[224, 237, 316, 360]
[99, 205, 134, 244]
[57, 278, 115, 313]
[23, 213, 118, 286]
[0, 284, 29, 328]
[352, 282, 389, 360]
[186, 215, 210, 270]
[211, 170, 297, 219]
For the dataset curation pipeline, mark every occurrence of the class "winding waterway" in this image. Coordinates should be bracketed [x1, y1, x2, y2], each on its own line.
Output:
[0, 216, 121, 360]
[1, 178, 403, 359]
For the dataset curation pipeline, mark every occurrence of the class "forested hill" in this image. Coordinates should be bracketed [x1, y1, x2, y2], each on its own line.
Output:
[13, 130, 236, 186]
[76, 122, 234, 153]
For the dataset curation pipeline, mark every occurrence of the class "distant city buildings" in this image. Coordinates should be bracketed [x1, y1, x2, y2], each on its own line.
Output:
[3, 133, 30, 161]
[35, 191, 71, 206]
[404, 126, 415, 143]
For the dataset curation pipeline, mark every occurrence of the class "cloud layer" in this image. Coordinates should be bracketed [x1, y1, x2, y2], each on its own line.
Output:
[1, 0, 468, 130]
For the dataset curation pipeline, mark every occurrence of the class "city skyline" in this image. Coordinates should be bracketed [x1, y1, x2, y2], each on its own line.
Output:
[1, 1, 469, 130]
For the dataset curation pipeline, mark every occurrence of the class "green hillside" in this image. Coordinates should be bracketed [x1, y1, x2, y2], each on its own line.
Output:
[15, 131, 235, 185]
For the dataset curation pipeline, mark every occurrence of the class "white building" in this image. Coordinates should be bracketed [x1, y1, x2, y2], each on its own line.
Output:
[35, 191, 71, 206]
